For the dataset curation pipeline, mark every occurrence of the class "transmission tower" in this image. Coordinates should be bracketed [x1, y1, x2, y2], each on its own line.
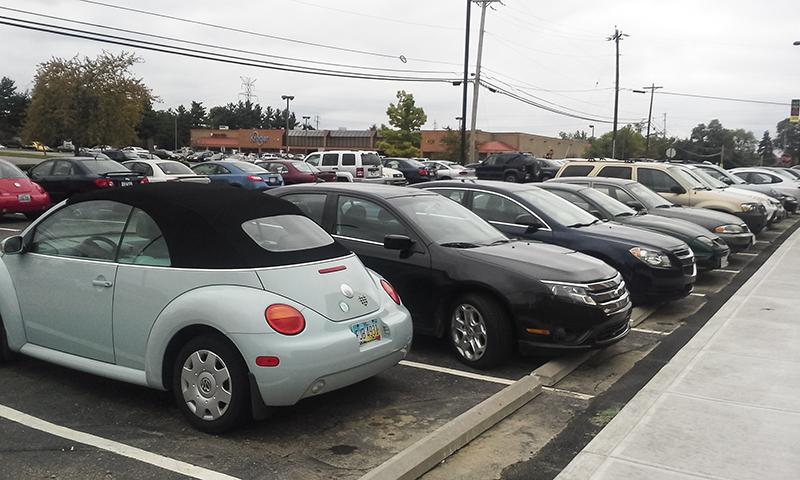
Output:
[239, 76, 259, 103]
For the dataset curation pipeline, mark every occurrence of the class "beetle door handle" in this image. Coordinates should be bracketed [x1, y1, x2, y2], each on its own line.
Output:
[92, 278, 113, 288]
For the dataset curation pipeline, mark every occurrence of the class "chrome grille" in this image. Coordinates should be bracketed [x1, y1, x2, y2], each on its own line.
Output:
[586, 273, 631, 315]
[672, 246, 696, 276]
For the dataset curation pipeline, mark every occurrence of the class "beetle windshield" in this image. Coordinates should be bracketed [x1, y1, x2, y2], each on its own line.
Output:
[242, 215, 334, 252]
[0, 160, 26, 178]
[392, 194, 508, 247]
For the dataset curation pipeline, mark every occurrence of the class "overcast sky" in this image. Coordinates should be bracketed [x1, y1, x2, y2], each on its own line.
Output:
[1, 0, 798, 140]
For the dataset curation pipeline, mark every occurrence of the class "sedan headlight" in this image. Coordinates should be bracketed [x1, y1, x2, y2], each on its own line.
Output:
[713, 224, 745, 234]
[695, 236, 714, 248]
[629, 247, 673, 268]
[740, 202, 761, 212]
[542, 281, 596, 306]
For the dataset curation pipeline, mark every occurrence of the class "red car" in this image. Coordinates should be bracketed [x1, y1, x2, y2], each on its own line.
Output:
[256, 160, 336, 184]
[0, 159, 51, 219]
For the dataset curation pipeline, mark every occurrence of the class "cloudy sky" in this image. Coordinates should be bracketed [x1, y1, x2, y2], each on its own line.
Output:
[1, 0, 798, 140]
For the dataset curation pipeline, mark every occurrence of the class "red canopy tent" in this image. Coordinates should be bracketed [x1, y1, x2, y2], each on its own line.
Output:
[478, 140, 515, 154]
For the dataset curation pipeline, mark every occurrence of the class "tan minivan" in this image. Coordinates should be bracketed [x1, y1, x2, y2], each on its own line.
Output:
[555, 161, 770, 233]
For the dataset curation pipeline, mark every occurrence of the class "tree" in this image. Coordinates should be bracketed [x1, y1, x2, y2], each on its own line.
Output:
[377, 90, 427, 157]
[23, 52, 154, 153]
[0, 77, 30, 143]
[674, 119, 757, 167]
[558, 130, 588, 141]
[757, 131, 775, 166]
[585, 125, 646, 159]
[775, 118, 800, 165]
[188, 101, 207, 128]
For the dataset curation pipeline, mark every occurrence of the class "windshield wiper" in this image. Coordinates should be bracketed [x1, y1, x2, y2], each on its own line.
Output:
[615, 212, 634, 218]
[440, 242, 482, 249]
[485, 239, 511, 246]
[568, 219, 599, 228]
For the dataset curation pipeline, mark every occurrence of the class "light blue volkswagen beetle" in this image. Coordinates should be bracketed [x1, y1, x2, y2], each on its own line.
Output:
[0, 183, 413, 433]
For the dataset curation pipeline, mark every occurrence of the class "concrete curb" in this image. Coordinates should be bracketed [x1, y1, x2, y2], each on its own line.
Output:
[359, 374, 542, 480]
[533, 351, 597, 386]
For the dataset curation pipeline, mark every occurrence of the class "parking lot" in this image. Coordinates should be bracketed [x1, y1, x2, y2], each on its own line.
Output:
[1, 213, 799, 480]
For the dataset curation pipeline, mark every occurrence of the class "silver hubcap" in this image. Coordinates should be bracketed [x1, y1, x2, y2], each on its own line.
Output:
[451, 304, 488, 361]
[180, 350, 232, 421]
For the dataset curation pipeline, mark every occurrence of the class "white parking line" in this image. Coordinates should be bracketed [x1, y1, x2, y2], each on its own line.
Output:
[755, 240, 770, 245]
[716, 269, 741, 274]
[399, 360, 516, 385]
[0, 404, 238, 480]
[689, 293, 707, 297]
[736, 252, 759, 257]
[0, 227, 21, 232]
[631, 327, 671, 336]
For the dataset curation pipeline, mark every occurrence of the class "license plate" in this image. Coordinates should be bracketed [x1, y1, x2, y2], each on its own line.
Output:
[350, 319, 381, 345]
[120, 181, 132, 187]
[268, 177, 277, 184]
[720, 253, 729, 269]
[17, 194, 31, 202]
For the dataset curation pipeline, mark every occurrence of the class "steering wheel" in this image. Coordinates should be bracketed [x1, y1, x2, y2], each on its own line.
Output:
[80, 235, 117, 259]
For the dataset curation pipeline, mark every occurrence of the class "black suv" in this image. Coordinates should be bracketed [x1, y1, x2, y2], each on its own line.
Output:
[271, 183, 631, 368]
[475, 153, 542, 183]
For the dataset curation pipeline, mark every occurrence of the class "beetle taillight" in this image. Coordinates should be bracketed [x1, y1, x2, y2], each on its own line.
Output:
[265, 304, 305, 335]
[380, 279, 401, 305]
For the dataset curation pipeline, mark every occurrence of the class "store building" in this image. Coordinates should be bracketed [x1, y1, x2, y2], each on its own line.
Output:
[190, 128, 378, 154]
[420, 130, 591, 160]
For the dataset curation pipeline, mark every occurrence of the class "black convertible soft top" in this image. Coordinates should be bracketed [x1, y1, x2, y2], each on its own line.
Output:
[67, 183, 350, 269]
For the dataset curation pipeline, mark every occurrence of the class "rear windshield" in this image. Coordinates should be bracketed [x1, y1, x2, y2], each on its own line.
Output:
[361, 153, 382, 166]
[77, 160, 128, 174]
[293, 162, 313, 173]
[158, 162, 194, 175]
[242, 215, 334, 252]
[0, 160, 26, 178]
[231, 161, 268, 173]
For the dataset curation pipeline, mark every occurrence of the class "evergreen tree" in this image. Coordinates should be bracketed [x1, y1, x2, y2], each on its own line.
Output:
[757, 131, 775, 165]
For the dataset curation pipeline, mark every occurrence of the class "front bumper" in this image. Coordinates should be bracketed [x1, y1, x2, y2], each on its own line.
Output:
[234, 304, 413, 406]
[695, 240, 731, 271]
[734, 210, 769, 234]
[717, 232, 755, 252]
[518, 309, 631, 354]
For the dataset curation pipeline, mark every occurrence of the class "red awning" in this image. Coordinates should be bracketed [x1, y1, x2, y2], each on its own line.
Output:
[195, 137, 239, 148]
[478, 140, 515, 153]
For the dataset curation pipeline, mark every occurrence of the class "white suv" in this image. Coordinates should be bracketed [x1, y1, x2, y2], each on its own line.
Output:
[304, 151, 384, 182]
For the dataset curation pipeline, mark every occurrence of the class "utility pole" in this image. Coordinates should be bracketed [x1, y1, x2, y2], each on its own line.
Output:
[607, 27, 628, 159]
[174, 113, 178, 151]
[302, 115, 311, 129]
[315, 115, 320, 130]
[663, 113, 667, 139]
[642, 83, 663, 157]
[281, 95, 294, 153]
[468, 0, 502, 164]
[460, 0, 472, 165]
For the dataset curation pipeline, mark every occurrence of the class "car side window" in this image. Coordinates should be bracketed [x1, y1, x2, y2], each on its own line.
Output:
[216, 165, 231, 174]
[593, 184, 637, 204]
[322, 153, 339, 167]
[560, 165, 594, 177]
[30, 200, 132, 261]
[637, 168, 680, 193]
[335, 195, 408, 243]
[305, 154, 321, 166]
[30, 161, 54, 177]
[549, 190, 592, 212]
[192, 164, 214, 175]
[117, 208, 170, 266]
[387, 160, 400, 169]
[281, 193, 328, 225]
[52, 161, 75, 176]
[428, 188, 467, 205]
[597, 166, 632, 179]
[765, 173, 783, 184]
[471, 192, 528, 224]
[483, 156, 498, 166]
[341, 154, 356, 166]
[750, 173, 772, 184]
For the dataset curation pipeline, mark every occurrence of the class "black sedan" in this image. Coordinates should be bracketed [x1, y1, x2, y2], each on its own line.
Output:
[27, 157, 146, 203]
[271, 183, 631, 368]
[383, 158, 432, 184]
[539, 182, 730, 271]
[417, 181, 697, 305]
[547, 177, 755, 252]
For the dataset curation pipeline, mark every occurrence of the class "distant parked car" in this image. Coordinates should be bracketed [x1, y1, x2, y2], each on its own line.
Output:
[547, 177, 755, 251]
[187, 151, 214, 162]
[690, 163, 798, 214]
[304, 151, 384, 183]
[382, 158, 431, 184]
[256, 160, 334, 184]
[730, 167, 800, 208]
[104, 150, 142, 162]
[27, 157, 146, 203]
[424, 160, 476, 180]
[475, 153, 543, 183]
[191, 160, 283, 190]
[381, 166, 408, 186]
[0, 159, 51, 219]
[122, 160, 211, 184]
[0, 144, 6, 149]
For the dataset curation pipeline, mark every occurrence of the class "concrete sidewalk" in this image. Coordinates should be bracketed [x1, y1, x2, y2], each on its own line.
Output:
[556, 227, 800, 480]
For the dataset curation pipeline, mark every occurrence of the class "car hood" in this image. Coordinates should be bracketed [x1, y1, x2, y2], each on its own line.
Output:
[578, 222, 685, 251]
[647, 205, 746, 229]
[699, 187, 762, 205]
[724, 187, 772, 204]
[256, 254, 382, 322]
[619, 214, 718, 242]
[454, 241, 618, 284]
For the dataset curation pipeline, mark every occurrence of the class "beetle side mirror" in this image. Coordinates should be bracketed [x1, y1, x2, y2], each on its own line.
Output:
[384, 234, 415, 251]
[669, 185, 686, 194]
[0, 236, 24, 255]
[722, 177, 734, 185]
[515, 214, 544, 233]
[626, 200, 646, 212]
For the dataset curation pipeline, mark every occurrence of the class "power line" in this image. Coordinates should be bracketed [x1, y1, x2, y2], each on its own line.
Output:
[0, 17, 461, 83]
[655, 90, 790, 106]
[78, 0, 461, 66]
[0, 6, 460, 75]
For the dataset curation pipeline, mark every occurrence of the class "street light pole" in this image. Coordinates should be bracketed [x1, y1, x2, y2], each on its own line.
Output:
[641, 84, 663, 157]
[460, 0, 472, 165]
[174, 113, 178, 151]
[589, 124, 595, 140]
[607, 27, 628, 159]
[302, 115, 311, 130]
[281, 95, 294, 153]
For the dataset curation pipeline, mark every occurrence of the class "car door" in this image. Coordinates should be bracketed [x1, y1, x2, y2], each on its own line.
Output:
[27, 160, 56, 198]
[319, 153, 340, 175]
[3, 200, 131, 363]
[636, 167, 691, 205]
[330, 194, 434, 323]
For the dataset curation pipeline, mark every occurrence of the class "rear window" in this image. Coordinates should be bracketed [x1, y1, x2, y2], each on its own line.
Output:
[77, 160, 127, 174]
[597, 166, 632, 179]
[242, 215, 334, 252]
[158, 162, 194, 175]
[232, 162, 268, 173]
[560, 165, 595, 177]
[361, 153, 382, 166]
[0, 160, 26, 178]
[293, 162, 313, 173]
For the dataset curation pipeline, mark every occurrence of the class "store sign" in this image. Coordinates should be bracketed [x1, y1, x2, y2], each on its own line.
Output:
[791, 99, 800, 124]
[250, 131, 269, 145]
